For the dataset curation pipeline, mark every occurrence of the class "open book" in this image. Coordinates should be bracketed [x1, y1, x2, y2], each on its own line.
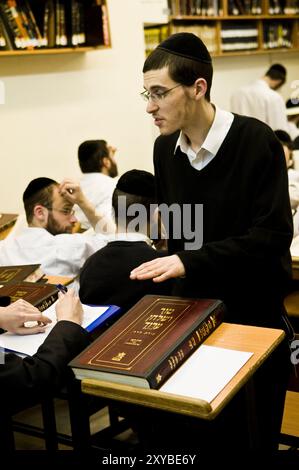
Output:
[0, 301, 120, 356]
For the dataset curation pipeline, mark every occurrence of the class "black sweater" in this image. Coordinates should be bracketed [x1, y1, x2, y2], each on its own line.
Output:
[79, 241, 173, 312]
[154, 114, 293, 327]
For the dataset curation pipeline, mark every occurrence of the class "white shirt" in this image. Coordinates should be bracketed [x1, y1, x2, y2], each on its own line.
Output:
[230, 79, 289, 132]
[0, 227, 108, 277]
[175, 106, 234, 171]
[288, 121, 299, 141]
[75, 173, 117, 228]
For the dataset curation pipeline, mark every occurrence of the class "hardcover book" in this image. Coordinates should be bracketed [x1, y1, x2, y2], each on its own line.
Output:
[0, 281, 58, 312]
[0, 213, 18, 233]
[0, 302, 121, 357]
[0, 264, 44, 284]
[70, 295, 225, 389]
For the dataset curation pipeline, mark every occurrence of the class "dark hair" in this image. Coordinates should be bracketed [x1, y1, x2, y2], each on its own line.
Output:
[265, 64, 287, 85]
[274, 129, 293, 149]
[23, 177, 57, 224]
[78, 140, 108, 173]
[143, 49, 213, 102]
[112, 170, 156, 228]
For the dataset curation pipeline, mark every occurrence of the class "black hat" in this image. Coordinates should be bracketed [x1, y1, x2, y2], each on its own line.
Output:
[157, 32, 212, 64]
[286, 98, 299, 116]
[116, 170, 155, 198]
[23, 177, 57, 202]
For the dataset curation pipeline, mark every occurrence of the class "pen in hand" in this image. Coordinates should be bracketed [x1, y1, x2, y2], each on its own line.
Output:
[56, 284, 68, 295]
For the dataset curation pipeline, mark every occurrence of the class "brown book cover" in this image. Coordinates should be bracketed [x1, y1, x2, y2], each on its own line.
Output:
[0, 281, 58, 312]
[0, 264, 44, 284]
[0, 213, 18, 233]
[70, 295, 225, 389]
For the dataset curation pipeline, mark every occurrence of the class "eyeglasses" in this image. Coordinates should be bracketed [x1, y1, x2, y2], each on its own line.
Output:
[140, 84, 182, 103]
[45, 206, 76, 217]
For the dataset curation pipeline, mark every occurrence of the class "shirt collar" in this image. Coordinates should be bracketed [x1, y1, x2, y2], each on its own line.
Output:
[106, 232, 152, 245]
[174, 105, 234, 157]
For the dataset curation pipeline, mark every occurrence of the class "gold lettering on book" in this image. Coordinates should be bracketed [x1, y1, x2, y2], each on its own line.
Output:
[124, 338, 142, 346]
[112, 352, 126, 362]
[155, 373, 162, 384]
[142, 306, 175, 331]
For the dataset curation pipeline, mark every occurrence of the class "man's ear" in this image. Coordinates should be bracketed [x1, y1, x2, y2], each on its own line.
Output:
[102, 156, 111, 169]
[194, 78, 207, 100]
[33, 204, 48, 224]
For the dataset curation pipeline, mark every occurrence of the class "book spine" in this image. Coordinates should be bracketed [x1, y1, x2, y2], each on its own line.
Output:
[35, 293, 58, 312]
[149, 305, 224, 388]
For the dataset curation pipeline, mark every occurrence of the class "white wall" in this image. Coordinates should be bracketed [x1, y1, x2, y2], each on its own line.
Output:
[0, 0, 298, 213]
[0, 0, 154, 213]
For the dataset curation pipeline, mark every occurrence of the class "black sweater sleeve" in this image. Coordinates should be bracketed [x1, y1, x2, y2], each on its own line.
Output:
[1, 321, 90, 414]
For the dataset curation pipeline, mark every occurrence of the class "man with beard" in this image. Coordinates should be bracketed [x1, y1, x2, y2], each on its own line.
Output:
[0, 177, 114, 277]
[76, 140, 118, 229]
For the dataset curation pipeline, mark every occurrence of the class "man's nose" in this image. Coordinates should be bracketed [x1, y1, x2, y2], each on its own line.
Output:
[146, 99, 158, 114]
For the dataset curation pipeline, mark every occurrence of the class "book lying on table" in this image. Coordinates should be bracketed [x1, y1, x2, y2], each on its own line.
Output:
[69, 295, 226, 389]
[0, 213, 18, 234]
[0, 264, 44, 284]
[0, 281, 58, 311]
[0, 302, 121, 357]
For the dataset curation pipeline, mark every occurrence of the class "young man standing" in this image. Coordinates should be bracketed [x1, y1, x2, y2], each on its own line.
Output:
[130, 33, 293, 452]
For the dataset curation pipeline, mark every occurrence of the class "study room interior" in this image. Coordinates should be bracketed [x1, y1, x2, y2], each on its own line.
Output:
[0, 0, 299, 462]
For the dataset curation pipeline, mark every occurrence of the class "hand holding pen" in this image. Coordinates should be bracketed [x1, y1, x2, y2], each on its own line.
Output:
[55, 287, 83, 325]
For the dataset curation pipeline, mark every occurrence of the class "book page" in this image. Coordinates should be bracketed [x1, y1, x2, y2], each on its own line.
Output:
[0, 301, 111, 357]
[161, 345, 253, 403]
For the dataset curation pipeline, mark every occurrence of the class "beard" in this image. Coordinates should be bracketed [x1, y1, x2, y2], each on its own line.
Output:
[108, 161, 118, 178]
[46, 212, 73, 235]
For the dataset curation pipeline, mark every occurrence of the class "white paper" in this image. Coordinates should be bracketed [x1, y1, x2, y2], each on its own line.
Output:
[0, 301, 110, 357]
[161, 345, 253, 403]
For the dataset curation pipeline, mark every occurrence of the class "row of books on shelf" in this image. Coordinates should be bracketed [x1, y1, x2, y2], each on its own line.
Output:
[0, 0, 109, 51]
[168, 0, 299, 16]
[170, 21, 294, 52]
[169, 0, 224, 16]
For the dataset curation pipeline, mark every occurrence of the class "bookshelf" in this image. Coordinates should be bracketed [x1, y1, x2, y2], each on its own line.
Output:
[0, 0, 110, 57]
[144, 0, 299, 57]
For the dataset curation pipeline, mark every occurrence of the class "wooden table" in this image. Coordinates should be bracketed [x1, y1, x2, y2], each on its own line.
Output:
[82, 323, 285, 421]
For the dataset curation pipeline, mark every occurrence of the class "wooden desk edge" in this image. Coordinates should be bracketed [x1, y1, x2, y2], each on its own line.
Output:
[81, 324, 285, 421]
[81, 379, 212, 418]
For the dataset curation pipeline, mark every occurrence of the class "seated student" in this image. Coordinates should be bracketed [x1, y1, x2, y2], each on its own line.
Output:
[76, 140, 118, 229]
[0, 290, 90, 450]
[0, 177, 114, 277]
[79, 170, 172, 312]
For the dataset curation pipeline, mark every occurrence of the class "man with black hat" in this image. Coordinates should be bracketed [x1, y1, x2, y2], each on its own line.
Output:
[231, 63, 289, 132]
[130, 33, 293, 452]
[0, 177, 114, 277]
[79, 169, 172, 312]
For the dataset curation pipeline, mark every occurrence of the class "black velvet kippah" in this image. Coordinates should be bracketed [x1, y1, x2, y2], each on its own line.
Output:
[23, 177, 57, 202]
[157, 32, 212, 64]
[116, 170, 155, 198]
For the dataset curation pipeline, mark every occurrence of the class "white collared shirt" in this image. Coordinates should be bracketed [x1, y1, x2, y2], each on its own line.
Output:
[0, 227, 108, 277]
[106, 232, 152, 246]
[174, 106, 234, 171]
[230, 79, 289, 132]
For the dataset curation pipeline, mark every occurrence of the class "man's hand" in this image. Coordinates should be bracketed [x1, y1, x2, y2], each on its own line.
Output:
[59, 179, 86, 207]
[0, 299, 52, 335]
[55, 289, 83, 326]
[130, 255, 185, 283]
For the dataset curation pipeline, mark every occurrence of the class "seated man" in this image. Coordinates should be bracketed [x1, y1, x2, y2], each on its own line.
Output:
[79, 170, 172, 312]
[0, 290, 90, 451]
[0, 177, 114, 277]
[75, 140, 118, 229]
